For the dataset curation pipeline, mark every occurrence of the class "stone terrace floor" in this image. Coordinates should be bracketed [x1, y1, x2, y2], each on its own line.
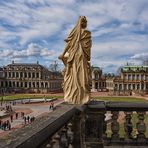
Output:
[0, 99, 64, 138]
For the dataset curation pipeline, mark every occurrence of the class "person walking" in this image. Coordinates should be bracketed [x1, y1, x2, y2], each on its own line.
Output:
[24, 116, 27, 124]
[27, 116, 30, 123]
[10, 114, 13, 122]
[15, 112, 18, 119]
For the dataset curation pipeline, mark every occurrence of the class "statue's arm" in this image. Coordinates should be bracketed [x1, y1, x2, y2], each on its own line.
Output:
[58, 42, 70, 60]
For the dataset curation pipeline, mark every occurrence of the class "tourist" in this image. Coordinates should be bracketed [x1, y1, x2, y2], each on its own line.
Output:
[30, 116, 35, 123]
[7, 121, 11, 130]
[6, 120, 9, 129]
[1, 97, 3, 106]
[3, 121, 6, 131]
[51, 102, 54, 110]
[15, 112, 18, 119]
[21, 112, 25, 118]
[24, 116, 27, 124]
[27, 116, 30, 123]
[0, 120, 2, 129]
[10, 114, 13, 122]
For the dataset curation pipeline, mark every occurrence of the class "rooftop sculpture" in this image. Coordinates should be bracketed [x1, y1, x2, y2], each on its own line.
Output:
[59, 16, 92, 104]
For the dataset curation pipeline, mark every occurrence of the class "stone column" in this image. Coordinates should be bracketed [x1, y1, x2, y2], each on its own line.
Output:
[131, 74, 133, 81]
[111, 111, 119, 142]
[72, 112, 84, 148]
[92, 81, 95, 92]
[85, 101, 106, 148]
[140, 83, 142, 90]
[139, 74, 141, 81]
[131, 83, 133, 90]
[136, 112, 146, 142]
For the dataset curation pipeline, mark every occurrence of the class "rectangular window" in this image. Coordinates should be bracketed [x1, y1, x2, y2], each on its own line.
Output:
[137, 75, 139, 80]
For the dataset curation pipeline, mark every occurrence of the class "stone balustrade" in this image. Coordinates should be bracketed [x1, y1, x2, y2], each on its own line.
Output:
[1, 101, 148, 148]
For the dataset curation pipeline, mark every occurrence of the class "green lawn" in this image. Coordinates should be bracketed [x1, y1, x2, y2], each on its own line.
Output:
[93, 97, 148, 102]
[0, 94, 147, 102]
[0, 94, 63, 101]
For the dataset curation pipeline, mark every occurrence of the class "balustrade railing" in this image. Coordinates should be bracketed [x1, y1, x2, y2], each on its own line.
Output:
[103, 101, 148, 146]
[1, 101, 148, 148]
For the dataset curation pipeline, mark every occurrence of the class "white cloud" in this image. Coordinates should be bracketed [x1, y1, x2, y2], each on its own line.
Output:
[0, 43, 53, 60]
[131, 52, 148, 61]
[0, 0, 148, 72]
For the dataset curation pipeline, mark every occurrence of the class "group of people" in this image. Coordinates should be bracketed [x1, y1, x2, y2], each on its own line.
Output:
[10, 112, 24, 122]
[23, 116, 35, 124]
[0, 120, 11, 131]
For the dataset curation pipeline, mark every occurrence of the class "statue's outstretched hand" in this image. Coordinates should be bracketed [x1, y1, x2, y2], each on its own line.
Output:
[58, 54, 63, 60]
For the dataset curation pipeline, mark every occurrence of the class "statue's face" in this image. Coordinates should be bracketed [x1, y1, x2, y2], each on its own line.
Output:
[81, 19, 87, 29]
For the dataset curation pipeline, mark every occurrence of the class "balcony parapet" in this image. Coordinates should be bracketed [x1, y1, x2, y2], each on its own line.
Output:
[1, 101, 148, 148]
[0, 103, 81, 148]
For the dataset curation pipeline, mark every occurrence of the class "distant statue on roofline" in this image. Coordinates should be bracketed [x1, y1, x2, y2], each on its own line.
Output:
[59, 16, 92, 104]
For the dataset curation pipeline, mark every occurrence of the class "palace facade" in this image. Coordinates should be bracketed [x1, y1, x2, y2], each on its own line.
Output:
[91, 67, 106, 92]
[106, 65, 148, 95]
[0, 61, 63, 94]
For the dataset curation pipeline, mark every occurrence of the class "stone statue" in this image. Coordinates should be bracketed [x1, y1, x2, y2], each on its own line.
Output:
[59, 16, 92, 104]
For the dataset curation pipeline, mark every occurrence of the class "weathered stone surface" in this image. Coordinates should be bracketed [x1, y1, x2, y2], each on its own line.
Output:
[59, 16, 92, 104]
[0, 103, 79, 148]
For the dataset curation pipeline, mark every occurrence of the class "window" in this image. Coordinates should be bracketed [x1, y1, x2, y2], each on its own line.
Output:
[141, 75, 144, 80]
[137, 75, 139, 80]
[137, 84, 140, 89]
[16, 72, 19, 77]
[128, 84, 131, 90]
[25, 82, 27, 87]
[24, 72, 27, 78]
[12, 72, 15, 77]
[128, 75, 131, 80]
[133, 84, 135, 90]
[32, 73, 35, 78]
[141, 83, 144, 90]
[17, 82, 19, 87]
[29, 82, 31, 88]
[21, 82, 23, 87]
[132, 74, 135, 80]
[124, 84, 127, 90]
[5, 72, 7, 77]
[9, 81, 12, 87]
[28, 72, 31, 78]
[20, 72, 23, 78]
[9, 72, 11, 77]
[36, 73, 39, 78]
[13, 82, 15, 87]
[1, 81, 3, 87]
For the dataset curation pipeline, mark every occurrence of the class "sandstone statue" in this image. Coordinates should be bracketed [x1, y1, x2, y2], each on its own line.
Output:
[59, 16, 92, 104]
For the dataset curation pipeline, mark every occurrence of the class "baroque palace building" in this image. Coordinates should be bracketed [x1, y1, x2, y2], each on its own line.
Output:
[91, 66, 106, 92]
[106, 65, 148, 95]
[0, 61, 63, 94]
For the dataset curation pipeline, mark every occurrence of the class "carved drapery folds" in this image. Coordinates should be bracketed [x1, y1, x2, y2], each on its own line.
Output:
[59, 16, 92, 104]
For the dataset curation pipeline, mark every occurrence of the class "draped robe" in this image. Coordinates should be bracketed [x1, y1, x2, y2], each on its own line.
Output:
[60, 17, 92, 104]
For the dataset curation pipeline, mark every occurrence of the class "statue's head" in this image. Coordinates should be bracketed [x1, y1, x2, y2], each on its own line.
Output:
[80, 16, 87, 29]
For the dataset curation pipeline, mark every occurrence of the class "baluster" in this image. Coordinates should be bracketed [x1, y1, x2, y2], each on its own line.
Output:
[52, 133, 60, 148]
[111, 111, 119, 142]
[59, 128, 69, 148]
[67, 123, 74, 147]
[103, 112, 107, 139]
[46, 144, 52, 148]
[136, 111, 146, 142]
[124, 112, 133, 141]
[45, 138, 54, 148]
[71, 112, 82, 148]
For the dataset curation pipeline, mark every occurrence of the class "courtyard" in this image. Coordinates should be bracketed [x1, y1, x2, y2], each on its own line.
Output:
[0, 92, 148, 140]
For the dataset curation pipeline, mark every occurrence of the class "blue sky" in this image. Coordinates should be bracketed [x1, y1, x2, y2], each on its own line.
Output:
[0, 0, 148, 73]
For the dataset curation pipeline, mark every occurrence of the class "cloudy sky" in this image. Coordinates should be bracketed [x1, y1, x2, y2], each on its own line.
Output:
[0, 0, 148, 73]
